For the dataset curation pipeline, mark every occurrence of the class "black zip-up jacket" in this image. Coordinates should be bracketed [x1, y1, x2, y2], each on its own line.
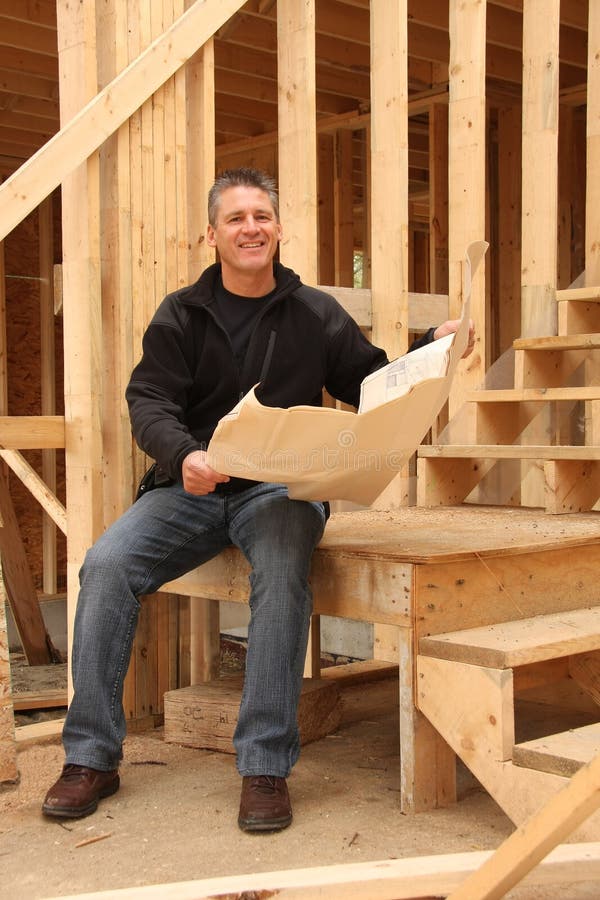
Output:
[126, 261, 435, 483]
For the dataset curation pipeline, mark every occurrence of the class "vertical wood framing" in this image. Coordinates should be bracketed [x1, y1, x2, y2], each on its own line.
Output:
[184, 21, 216, 282]
[277, 0, 318, 285]
[317, 133, 335, 284]
[520, 0, 560, 506]
[184, 1, 219, 685]
[448, 0, 487, 418]
[429, 103, 449, 296]
[521, 0, 560, 338]
[277, 0, 320, 671]
[584, 6, 600, 450]
[334, 129, 354, 286]
[0, 237, 6, 413]
[0, 569, 17, 785]
[56, 0, 104, 697]
[39, 197, 58, 594]
[370, 0, 408, 360]
[370, 0, 410, 509]
[586, 4, 600, 287]
[497, 103, 522, 355]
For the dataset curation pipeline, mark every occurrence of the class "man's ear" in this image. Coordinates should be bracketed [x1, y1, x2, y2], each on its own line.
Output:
[276, 222, 283, 242]
[206, 224, 217, 247]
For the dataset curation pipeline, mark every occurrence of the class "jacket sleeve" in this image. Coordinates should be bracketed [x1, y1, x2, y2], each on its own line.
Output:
[324, 318, 438, 409]
[125, 305, 204, 480]
[323, 315, 389, 408]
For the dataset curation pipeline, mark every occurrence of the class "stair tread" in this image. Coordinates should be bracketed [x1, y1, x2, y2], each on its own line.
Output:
[418, 445, 600, 460]
[419, 606, 600, 668]
[466, 387, 600, 402]
[513, 334, 600, 351]
[556, 287, 600, 302]
[513, 722, 600, 777]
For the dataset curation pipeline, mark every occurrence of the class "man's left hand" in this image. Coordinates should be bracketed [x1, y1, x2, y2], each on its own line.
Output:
[433, 318, 476, 359]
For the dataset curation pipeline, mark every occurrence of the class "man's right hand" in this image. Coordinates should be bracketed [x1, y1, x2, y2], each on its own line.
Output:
[181, 450, 230, 495]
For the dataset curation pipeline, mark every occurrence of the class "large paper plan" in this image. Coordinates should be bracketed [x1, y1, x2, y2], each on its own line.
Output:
[207, 242, 487, 505]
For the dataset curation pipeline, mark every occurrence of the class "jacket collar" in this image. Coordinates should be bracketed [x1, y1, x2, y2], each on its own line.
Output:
[178, 261, 302, 308]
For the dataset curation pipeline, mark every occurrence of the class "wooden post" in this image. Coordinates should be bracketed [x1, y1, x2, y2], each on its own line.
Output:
[277, 0, 318, 284]
[334, 129, 354, 287]
[39, 196, 58, 594]
[520, 0, 560, 505]
[497, 102, 522, 355]
[183, 2, 220, 684]
[56, 0, 104, 698]
[521, 0, 560, 338]
[0, 566, 17, 785]
[429, 102, 449, 296]
[370, 0, 410, 509]
[317, 133, 335, 285]
[448, 0, 487, 420]
[277, 0, 320, 677]
[584, 5, 600, 447]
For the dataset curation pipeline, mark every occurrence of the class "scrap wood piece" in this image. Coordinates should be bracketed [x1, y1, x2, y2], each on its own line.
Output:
[75, 832, 113, 849]
[448, 752, 600, 900]
[39, 843, 600, 899]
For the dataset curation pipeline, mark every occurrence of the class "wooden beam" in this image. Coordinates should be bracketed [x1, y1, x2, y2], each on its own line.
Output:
[0, 416, 65, 449]
[448, 753, 600, 900]
[36, 843, 600, 899]
[0, 0, 247, 241]
[0, 449, 66, 533]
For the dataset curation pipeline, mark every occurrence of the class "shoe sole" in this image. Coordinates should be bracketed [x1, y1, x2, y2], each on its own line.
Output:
[42, 777, 120, 819]
[238, 813, 292, 833]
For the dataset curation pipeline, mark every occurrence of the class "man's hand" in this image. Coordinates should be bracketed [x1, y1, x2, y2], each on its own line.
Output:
[181, 450, 230, 495]
[433, 318, 476, 359]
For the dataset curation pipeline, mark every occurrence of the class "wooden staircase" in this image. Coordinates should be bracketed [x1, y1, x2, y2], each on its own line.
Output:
[414, 286, 600, 835]
[418, 286, 600, 513]
[417, 607, 600, 835]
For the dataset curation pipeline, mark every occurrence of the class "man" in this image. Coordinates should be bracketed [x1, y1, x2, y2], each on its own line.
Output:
[43, 167, 474, 832]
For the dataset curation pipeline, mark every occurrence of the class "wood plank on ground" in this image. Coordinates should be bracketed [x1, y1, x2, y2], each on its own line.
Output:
[38, 842, 600, 899]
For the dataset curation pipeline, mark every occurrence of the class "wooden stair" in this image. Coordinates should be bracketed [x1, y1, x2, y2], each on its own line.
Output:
[418, 288, 600, 513]
[417, 606, 600, 836]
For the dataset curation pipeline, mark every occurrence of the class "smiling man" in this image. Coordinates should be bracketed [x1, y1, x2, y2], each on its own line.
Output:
[42, 168, 473, 832]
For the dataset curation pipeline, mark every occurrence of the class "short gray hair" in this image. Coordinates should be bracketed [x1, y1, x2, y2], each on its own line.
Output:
[208, 167, 279, 227]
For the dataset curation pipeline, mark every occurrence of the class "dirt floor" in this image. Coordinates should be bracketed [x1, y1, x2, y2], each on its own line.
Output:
[2, 659, 600, 899]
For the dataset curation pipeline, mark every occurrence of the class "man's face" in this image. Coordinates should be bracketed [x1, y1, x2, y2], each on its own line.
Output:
[206, 185, 282, 278]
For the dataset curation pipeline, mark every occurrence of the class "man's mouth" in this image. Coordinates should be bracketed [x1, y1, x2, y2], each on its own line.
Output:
[239, 241, 263, 249]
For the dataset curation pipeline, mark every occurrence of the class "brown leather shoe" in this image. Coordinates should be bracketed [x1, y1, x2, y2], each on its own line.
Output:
[42, 765, 120, 819]
[238, 775, 292, 832]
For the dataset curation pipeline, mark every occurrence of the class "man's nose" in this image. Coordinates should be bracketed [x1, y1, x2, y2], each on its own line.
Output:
[242, 215, 259, 231]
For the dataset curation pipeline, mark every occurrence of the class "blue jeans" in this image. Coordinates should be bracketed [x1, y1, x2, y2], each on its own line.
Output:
[62, 481, 327, 778]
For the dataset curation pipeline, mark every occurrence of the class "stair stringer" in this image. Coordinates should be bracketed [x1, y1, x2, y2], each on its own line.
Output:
[416, 654, 600, 839]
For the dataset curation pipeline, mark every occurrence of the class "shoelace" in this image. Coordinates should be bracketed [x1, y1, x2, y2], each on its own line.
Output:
[61, 765, 92, 781]
[249, 776, 280, 794]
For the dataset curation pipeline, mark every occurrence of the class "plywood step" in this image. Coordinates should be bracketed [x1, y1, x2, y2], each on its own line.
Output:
[419, 607, 600, 669]
[513, 334, 600, 351]
[466, 387, 600, 403]
[418, 445, 600, 461]
[513, 723, 600, 777]
[556, 288, 600, 303]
